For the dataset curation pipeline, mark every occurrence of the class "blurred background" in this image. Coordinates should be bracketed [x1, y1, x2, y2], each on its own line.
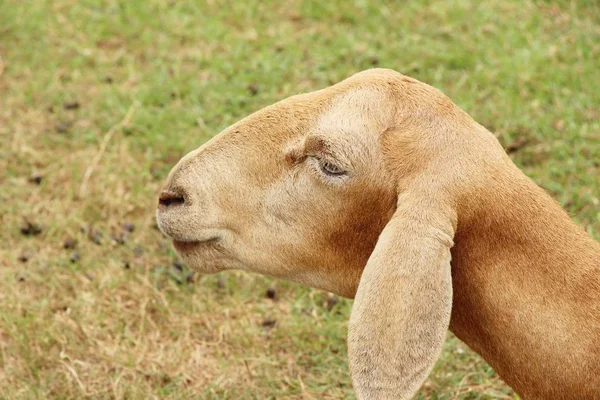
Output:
[1, 1, 599, 398]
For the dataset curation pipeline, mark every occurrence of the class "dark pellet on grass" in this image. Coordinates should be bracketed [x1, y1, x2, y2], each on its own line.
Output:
[20, 221, 42, 236]
[63, 237, 77, 249]
[88, 230, 103, 245]
[265, 287, 277, 300]
[327, 295, 339, 311]
[123, 222, 135, 233]
[18, 252, 30, 263]
[217, 276, 226, 289]
[185, 272, 195, 283]
[122, 126, 135, 136]
[111, 235, 125, 245]
[247, 84, 259, 96]
[160, 375, 172, 385]
[123, 260, 131, 269]
[28, 173, 43, 185]
[63, 101, 80, 110]
[261, 317, 277, 328]
[173, 260, 184, 271]
[70, 251, 80, 263]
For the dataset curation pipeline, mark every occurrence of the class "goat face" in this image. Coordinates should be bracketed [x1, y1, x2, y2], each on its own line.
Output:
[155, 71, 406, 298]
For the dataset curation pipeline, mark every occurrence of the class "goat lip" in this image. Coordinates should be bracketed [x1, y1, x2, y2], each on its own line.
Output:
[172, 237, 219, 251]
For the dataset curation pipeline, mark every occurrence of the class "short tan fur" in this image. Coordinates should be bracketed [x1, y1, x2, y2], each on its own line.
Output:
[156, 69, 600, 399]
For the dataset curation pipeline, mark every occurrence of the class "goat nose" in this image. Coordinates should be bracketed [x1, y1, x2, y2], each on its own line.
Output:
[158, 189, 186, 207]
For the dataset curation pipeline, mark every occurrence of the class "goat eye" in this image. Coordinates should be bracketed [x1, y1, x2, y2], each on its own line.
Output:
[320, 161, 345, 176]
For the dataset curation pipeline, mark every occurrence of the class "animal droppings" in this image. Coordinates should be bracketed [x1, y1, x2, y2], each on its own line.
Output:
[247, 84, 259, 96]
[20, 221, 42, 236]
[63, 101, 80, 110]
[17, 252, 30, 263]
[327, 295, 339, 311]
[261, 317, 277, 329]
[173, 260, 184, 271]
[265, 287, 277, 300]
[88, 230, 103, 245]
[69, 251, 80, 263]
[111, 235, 125, 245]
[28, 173, 43, 185]
[185, 272, 195, 283]
[216, 276, 226, 289]
[123, 222, 135, 233]
[63, 238, 77, 249]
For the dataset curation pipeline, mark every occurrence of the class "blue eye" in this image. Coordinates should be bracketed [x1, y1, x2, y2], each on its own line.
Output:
[320, 161, 345, 176]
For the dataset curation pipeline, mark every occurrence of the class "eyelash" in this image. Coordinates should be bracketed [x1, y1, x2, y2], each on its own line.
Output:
[308, 156, 347, 178]
[320, 160, 345, 176]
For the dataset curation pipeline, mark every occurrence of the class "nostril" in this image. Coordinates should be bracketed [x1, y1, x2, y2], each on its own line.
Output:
[159, 190, 185, 207]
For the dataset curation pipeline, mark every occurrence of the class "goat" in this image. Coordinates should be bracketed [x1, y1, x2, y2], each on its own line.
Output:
[156, 69, 600, 399]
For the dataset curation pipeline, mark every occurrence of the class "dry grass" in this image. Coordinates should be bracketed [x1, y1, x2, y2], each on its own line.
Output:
[1, 0, 599, 399]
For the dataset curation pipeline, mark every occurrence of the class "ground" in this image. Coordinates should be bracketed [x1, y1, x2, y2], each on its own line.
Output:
[1, 0, 599, 399]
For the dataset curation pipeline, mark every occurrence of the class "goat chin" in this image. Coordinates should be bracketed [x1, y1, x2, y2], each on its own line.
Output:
[156, 68, 600, 400]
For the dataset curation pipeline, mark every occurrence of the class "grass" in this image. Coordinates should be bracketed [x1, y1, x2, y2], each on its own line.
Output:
[1, 0, 599, 398]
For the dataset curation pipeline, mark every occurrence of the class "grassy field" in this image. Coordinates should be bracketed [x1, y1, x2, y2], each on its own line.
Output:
[1, 0, 599, 398]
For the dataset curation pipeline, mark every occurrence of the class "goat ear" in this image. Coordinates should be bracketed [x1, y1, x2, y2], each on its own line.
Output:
[348, 194, 456, 399]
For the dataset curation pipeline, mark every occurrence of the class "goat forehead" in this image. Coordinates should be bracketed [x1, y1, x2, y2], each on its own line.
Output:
[313, 87, 394, 164]
[316, 87, 394, 134]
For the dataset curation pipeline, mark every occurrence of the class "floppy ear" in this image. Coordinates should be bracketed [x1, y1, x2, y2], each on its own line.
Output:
[348, 193, 456, 399]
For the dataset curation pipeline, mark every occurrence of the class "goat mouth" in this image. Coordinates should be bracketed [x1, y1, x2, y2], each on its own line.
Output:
[172, 237, 219, 251]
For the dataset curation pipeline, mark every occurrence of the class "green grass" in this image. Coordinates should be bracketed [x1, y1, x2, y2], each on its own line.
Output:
[1, 0, 599, 398]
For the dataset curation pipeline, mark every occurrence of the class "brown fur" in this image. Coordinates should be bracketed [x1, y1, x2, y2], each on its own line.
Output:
[156, 69, 600, 399]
